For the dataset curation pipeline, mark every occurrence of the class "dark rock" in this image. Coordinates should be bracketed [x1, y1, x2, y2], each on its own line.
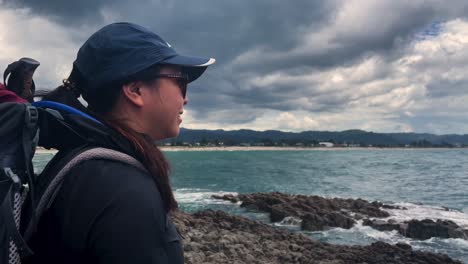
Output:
[211, 192, 467, 242]
[172, 210, 462, 264]
[363, 219, 401, 232]
[395, 242, 412, 251]
[381, 204, 407, 210]
[301, 213, 325, 231]
[363, 218, 468, 240]
[403, 219, 468, 240]
[213, 192, 390, 231]
[211, 194, 239, 203]
[301, 212, 355, 231]
[269, 203, 294, 222]
[326, 212, 356, 229]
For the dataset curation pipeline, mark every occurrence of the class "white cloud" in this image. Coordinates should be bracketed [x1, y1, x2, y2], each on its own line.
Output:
[275, 112, 320, 131]
[0, 7, 99, 89]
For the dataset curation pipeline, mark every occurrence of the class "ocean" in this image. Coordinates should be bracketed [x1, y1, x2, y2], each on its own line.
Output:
[34, 149, 468, 263]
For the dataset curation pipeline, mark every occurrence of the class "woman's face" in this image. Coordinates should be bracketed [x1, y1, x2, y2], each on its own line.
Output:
[139, 65, 188, 140]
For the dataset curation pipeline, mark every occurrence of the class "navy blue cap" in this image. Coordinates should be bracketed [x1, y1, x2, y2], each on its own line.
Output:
[73, 22, 215, 94]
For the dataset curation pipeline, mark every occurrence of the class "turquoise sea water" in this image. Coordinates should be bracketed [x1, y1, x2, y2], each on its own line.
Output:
[34, 149, 468, 262]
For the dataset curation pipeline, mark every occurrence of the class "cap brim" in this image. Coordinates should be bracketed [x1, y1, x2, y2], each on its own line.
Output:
[162, 55, 215, 82]
[163, 55, 215, 67]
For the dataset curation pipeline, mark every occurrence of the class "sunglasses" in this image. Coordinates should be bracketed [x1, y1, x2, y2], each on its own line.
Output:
[153, 73, 189, 98]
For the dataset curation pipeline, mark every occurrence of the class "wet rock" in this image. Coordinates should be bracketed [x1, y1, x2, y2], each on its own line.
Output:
[302, 212, 355, 231]
[404, 219, 468, 240]
[301, 213, 325, 231]
[363, 218, 468, 240]
[172, 210, 461, 264]
[213, 192, 389, 231]
[279, 216, 302, 226]
[381, 204, 407, 210]
[211, 192, 467, 242]
[363, 219, 401, 232]
[212, 194, 239, 203]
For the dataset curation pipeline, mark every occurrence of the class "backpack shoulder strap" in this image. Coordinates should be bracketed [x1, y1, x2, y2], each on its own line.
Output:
[25, 147, 147, 240]
[39, 147, 147, 215]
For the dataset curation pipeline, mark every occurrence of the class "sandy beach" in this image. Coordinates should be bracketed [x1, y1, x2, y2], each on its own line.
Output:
[35, 146, 348, 154]
[35, 146, 466, 154]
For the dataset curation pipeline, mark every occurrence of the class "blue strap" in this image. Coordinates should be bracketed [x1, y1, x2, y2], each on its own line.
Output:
[32, 101, 102, 124]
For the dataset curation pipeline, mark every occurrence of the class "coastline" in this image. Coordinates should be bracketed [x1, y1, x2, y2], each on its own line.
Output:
[35, 146, 468, 154]
[175, 193, 465, 264]
[160, 146, 468, 151]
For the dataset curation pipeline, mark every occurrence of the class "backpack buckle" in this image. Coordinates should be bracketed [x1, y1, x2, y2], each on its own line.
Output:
[25, 106, 39, 129]
[4, 168, 20, 184]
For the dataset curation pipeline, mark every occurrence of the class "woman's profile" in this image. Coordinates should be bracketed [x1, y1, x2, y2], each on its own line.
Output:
[26, 22, 215, 264]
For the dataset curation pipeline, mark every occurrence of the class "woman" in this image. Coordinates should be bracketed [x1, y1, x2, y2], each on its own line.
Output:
[26, 22, 215, 263]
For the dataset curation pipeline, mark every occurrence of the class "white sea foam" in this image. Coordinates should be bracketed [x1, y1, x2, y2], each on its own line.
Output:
[174, 188, 238, 205]
[273, 216, 302, 228]
[321, 220, 407, 244]
[315, 220, 468, 263]
[381, 202, 468, 228]
[440, 237, 468, 248]
[319, 220, 468, 250]
[354, 222, 402, 242]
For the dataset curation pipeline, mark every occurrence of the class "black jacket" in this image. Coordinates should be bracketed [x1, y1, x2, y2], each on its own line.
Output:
[25, 112, 184, 264]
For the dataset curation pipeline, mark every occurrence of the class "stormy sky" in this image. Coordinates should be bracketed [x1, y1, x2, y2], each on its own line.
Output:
[2, 0, 468, 134]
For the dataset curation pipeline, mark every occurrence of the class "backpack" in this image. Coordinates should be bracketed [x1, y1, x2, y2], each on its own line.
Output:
[3, 58, 40, 102]
[0, 101, 146, 264]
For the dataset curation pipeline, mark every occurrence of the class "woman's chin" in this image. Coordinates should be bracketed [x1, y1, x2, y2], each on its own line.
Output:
[168, 127, 180, 139]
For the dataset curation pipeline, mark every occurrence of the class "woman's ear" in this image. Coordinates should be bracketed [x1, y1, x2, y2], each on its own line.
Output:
[122, 82, 144, 107]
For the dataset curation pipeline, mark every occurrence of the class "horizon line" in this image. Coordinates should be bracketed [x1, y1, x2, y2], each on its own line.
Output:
[180, 127, 468, 136]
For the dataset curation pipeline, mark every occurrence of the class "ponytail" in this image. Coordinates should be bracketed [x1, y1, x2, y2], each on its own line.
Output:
[41, 78, 87, 113]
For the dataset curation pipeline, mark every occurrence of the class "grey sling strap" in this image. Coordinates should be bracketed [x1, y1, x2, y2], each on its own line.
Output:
[32, 147, 147, 235]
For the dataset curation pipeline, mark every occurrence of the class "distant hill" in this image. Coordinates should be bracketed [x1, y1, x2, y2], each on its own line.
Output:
[161, 128, 468, 147]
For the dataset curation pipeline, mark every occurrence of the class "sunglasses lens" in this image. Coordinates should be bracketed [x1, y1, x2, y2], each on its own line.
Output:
[178, 79, 187, 98]
[153, 73, 188, 98]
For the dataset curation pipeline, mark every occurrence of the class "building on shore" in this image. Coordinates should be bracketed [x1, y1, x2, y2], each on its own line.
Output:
[318, 142, 334, 147]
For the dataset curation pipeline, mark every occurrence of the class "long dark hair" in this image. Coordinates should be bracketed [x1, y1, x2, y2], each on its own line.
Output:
[44, 65, 178, 211]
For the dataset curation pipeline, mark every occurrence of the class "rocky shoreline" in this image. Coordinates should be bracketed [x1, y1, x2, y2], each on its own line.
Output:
[364, 218, 468, 240]
[169, 192, 466, 263]
[172, 210, 462, 264]
[213, 192, 468, 240]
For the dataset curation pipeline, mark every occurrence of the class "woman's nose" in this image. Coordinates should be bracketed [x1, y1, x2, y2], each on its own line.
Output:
[183, 97, 188, 105]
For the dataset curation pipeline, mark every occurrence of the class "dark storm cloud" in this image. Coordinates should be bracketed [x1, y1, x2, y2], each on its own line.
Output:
[4, 0, 468, 125]
[4, 0, 340, 114]
[227, 1, 468, 74]
[225, 82, 351, 113]
[5, 0, 335, 62]
[4, 0, 113, 23]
